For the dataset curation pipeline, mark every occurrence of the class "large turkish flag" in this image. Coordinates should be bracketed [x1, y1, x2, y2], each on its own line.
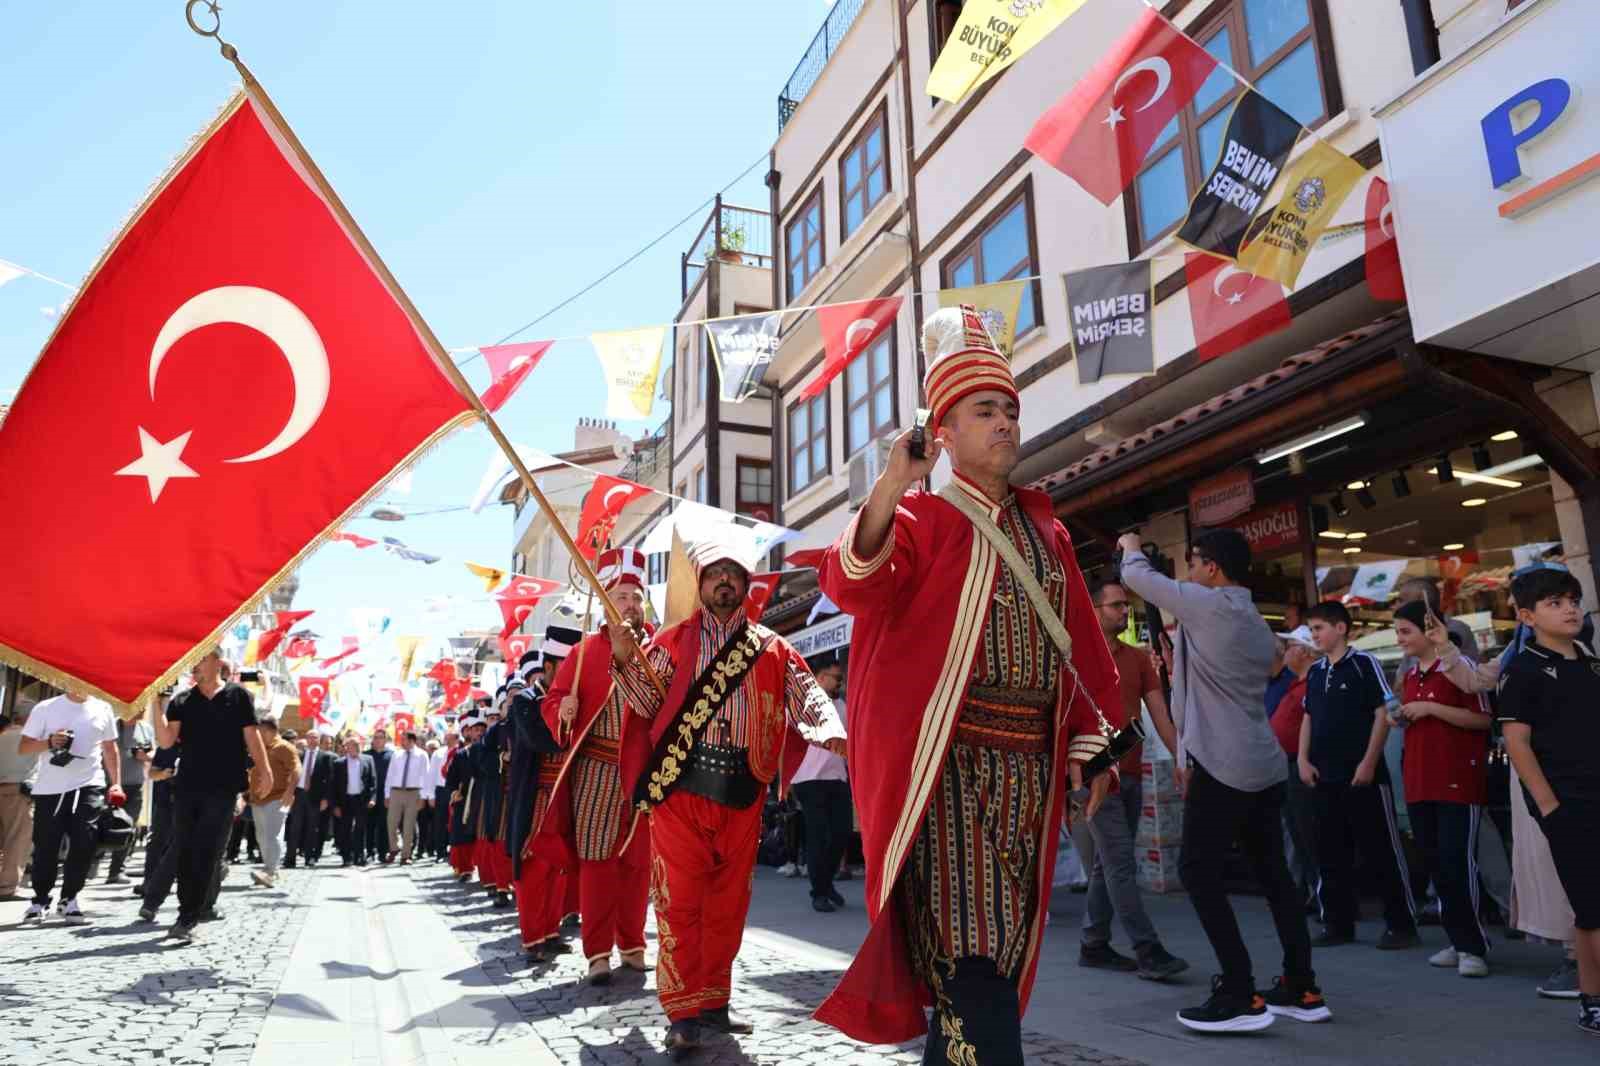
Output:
[0, 90, 475, 706]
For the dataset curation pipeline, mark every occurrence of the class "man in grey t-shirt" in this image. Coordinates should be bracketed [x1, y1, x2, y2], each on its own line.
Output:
[107, 717, 155, 883]
[1119, 528, 1323, 1033]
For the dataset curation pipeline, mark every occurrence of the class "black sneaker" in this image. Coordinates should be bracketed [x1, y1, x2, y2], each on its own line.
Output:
[826, 890, 845, 907]
[1376, 927, 1420, 950]
[1312, 927, 1356, 947]
[1079, 942, 1139, 972]
[1579, 995, 1600, 1037]
[1262, 977, 1332, 1022]
[1136, 943, 1191, 981]
[1177, 977, 1274, 1033]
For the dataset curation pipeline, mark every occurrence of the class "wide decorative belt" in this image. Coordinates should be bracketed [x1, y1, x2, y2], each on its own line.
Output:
[577, 732, 622, 766]
[954, 685, 1054, 754]
[677, 743, 761, 810]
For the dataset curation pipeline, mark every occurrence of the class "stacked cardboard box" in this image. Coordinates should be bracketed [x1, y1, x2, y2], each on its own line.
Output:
[1136, 759, 1185, 893]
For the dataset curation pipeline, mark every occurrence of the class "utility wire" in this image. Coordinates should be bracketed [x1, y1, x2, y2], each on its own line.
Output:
[456, 150, 771, 368]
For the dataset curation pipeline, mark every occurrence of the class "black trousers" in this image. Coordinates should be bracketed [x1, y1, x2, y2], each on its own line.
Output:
[286, 789, 321, 864]
[107, 782, 144, 878]
[29, 787, 104, 906]
[173, 789, 236, 925]
[1179, 760, 1313, 992]
[793, 779, 852, 901]
[365, 802, 388, 860]
[1312, 779, 1417, 935]
[334, 798, 368, 862]
[144, 781, 175, 880]
[430, 787, 451, 857]
[1409, 801, 1487, 956]
[226, 811, 257, 861]
[923, 956, 1023, 1066]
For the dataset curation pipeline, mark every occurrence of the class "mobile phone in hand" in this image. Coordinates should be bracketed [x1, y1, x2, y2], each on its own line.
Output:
[909, 408, 931, 461]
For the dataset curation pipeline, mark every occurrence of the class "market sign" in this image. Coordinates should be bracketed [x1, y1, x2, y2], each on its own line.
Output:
[1227, 499, 1301, 554]
[788, 613, 854, 659]
[1189, 468, 1255, 526]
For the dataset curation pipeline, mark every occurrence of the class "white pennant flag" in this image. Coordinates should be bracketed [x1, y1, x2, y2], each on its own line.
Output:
[0, 261, 25, 288]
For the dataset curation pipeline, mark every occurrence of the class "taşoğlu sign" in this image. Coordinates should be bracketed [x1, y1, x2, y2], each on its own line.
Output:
[1226, 500, 1301, 554]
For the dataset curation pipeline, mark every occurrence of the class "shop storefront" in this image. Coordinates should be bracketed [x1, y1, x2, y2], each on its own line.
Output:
[1035, 309, 1600, 670]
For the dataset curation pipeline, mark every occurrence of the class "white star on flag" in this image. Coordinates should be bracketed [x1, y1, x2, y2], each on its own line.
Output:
[115, 427, 199, 502]
[1101, 105, 1125, 130]
[1226, 292, 1245, 305]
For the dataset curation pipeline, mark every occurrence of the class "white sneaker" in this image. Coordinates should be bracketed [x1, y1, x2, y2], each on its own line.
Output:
[22, 902, 46, 921]
[1428, 946, 1459, 968]
[775, 862, 797, 877]
[1457, 953, 1488, 978]
[60, 899, 87, 925]
[251, 870, 276, 888]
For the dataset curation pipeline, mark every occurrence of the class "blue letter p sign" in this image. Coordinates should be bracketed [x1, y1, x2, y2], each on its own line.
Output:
[1482, 78, 1572, 188]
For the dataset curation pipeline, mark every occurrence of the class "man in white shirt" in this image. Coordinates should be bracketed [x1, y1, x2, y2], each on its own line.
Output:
[428, 733, 455, 861]
[332, 735, 377, 866]
[18, 691, 123, 923]
[790, 660, 852, 914]
[384, 730, 427, 864]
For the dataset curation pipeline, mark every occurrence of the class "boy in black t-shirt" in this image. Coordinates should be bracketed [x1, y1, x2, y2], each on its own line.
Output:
[1496, 568, 1600, 1037]
[1299, 602, 1419, 950]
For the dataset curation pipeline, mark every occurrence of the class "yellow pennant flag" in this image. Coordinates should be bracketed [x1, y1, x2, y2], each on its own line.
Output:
[1237, 140, 1365, 289]
[395, 635, 422, 682]
[243, 633, 262, 667]
[591, 326, 667, 420]
[938, 279, 1027, 359]
[465, 561, 506, 592]
[927, 0, 1090, 103]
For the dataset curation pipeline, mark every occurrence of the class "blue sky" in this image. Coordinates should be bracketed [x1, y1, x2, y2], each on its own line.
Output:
[1, 1, 828, 657]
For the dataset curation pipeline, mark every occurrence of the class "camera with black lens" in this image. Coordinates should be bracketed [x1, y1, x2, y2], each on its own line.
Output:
[48, 729, 77, 767]
[1110, 539, 1174, 580]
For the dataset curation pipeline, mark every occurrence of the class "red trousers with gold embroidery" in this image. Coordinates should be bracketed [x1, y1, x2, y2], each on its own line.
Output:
[649, 791, 762, 1022]
[579, 820, 651, 964]
[475, 838, 512, 891]
[515, 854, 569, 949]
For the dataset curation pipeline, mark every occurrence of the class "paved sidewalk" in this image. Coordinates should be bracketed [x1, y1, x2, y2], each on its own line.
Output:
[0, 860, 311, 1066]
[412, 863, 1142, 1065]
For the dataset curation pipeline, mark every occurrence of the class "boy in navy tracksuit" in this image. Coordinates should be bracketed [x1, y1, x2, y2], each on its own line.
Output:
[1496, 568, 1600, 1037]
[1299, 602, 1419, 949]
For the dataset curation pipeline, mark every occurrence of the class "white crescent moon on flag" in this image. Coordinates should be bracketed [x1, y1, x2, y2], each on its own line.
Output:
[149, 286, 330, 464]
[750, 580, 770, 594]
[307, 684, 325, 700]
[1112, 57, 1173, 113]
[1379, 201, 1395, 239]
[1212, 264, 1251, 299]
[844, 318, 877, 353]
[513, 604, 533, 624]
[603, 484, 634, 510]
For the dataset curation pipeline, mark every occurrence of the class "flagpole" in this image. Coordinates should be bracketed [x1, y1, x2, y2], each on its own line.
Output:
[185, 2, 665, 697]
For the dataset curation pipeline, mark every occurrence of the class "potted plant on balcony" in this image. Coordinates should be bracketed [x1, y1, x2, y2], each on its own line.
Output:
[714, 223, 746, 264]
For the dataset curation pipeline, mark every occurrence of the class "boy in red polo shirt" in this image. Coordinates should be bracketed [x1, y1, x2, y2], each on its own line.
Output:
[1392, 600, 1492, 977]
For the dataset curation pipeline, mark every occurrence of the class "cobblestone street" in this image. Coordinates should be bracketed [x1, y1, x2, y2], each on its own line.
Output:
[0, 860, 314, 1066]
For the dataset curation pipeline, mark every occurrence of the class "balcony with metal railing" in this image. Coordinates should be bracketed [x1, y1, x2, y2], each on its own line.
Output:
[776, 0, 866, 131]
[681, 195, 773, 299]
[618, 416, 671, 486]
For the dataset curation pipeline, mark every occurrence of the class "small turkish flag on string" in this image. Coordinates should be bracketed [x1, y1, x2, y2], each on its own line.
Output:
[318, 644, 358, 670]
[425, 659, 458, 684]
[1025, 8, 1221, 204]
[744, 571, 781, 622]
[802, 297, 903, 401]
[478, 341, 552, 412]
[499, 633, 533, 666]
[0, 88, 476, 706]
[283, 637, 318, 661]
[443, 677, 472, 709]
[298, 676, 331, 723]
[784, 548, 825, 571]
[495, 575, 564, 638]
[330, 532, 377, 549]
[1184, 254, 1290, 362]
[393, 711, 416, 736]
[256, 609, 314, 661]
[1364, 177, 1406, 303]
[576, 475, 654, 559]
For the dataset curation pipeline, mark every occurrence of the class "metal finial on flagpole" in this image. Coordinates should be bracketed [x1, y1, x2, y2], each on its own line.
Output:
[185, 0, 239, 62]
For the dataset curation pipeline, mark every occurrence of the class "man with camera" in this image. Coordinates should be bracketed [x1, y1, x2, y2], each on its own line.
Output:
[17, 689, 123, 923]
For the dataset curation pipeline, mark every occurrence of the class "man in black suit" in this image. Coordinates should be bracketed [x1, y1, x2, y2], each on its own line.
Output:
[364, 727, 394, 865]
[285, 735, 332, 868]
[331, 735, 378, 866]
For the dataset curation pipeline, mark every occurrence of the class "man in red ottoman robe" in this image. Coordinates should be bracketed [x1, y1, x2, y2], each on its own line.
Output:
[816, 306, 1120, 1065]
[613, 530, 846, 1057]
[515, 624, 583, 959]
[542, 547, 656, 985]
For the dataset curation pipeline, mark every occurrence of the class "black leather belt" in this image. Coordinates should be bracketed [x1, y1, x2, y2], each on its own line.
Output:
[678, 743, 761, 809]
